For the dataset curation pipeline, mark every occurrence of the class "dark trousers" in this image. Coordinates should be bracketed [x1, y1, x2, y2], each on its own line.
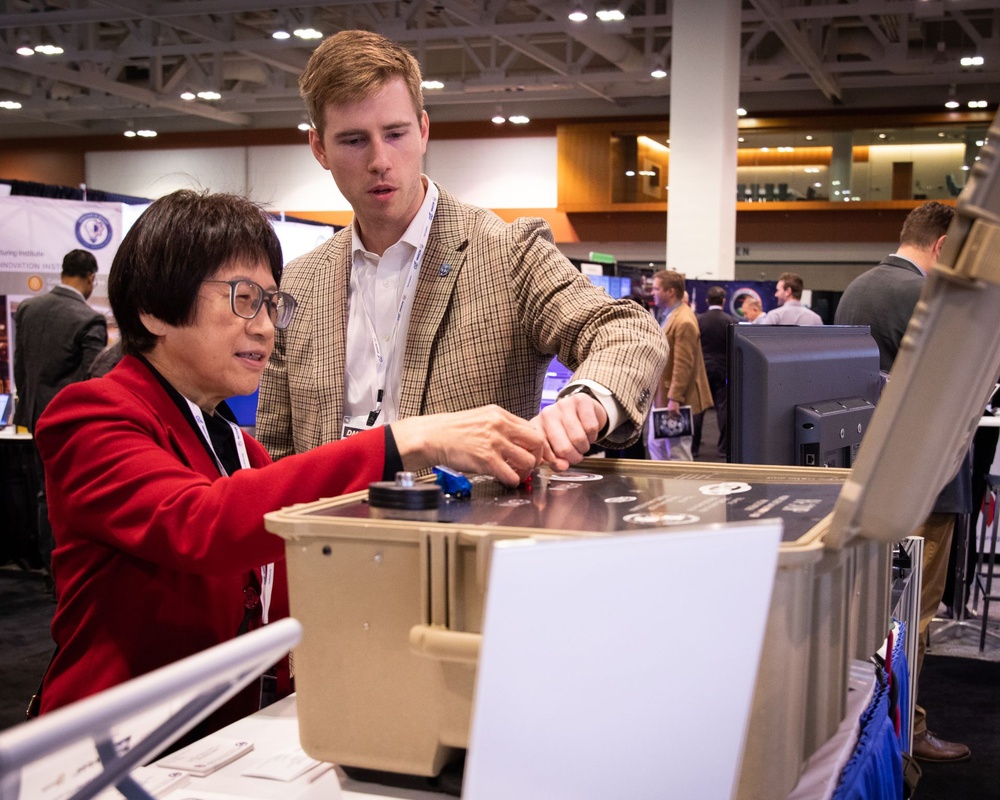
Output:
[30, 446, 54, 575]
[692, 361, 729, 459]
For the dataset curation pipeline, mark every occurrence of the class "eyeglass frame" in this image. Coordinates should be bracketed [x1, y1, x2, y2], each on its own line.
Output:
[202, 279, 298, 330]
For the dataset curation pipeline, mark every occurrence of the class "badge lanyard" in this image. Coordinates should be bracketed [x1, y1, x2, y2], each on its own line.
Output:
[185, 397, 273, 624]
[355, 184, 439, 428]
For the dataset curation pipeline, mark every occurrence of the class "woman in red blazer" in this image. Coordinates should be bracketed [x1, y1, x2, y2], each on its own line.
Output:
[33, 189, 548, 730]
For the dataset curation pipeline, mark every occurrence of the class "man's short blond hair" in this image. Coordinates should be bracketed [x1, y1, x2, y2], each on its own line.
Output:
[300, 30, 424, 135]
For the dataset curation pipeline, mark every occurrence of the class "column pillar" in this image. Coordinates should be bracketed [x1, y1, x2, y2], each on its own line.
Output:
[666, 0, 741, 280]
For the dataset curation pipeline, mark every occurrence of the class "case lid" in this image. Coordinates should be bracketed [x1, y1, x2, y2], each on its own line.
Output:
[826, 107, 1000, 548]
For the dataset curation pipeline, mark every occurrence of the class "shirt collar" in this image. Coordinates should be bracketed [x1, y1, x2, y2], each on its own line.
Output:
[58, 283, 87, 300]
[893, 253, 926, 276]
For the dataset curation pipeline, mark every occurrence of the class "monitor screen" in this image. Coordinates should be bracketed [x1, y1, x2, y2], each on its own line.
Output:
[586, 274, 632, 299]
[727, 325, 882, 467]
[0, 394, 12, 428]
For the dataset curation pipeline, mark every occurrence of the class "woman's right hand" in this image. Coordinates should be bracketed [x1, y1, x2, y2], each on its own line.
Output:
[390, 405, 553, 487]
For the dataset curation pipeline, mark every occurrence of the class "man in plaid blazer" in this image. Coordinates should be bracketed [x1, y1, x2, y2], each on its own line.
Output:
[258, 31, 666, 467]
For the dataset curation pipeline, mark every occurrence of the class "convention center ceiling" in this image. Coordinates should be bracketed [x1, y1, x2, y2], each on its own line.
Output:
[1, 0, 998, 139]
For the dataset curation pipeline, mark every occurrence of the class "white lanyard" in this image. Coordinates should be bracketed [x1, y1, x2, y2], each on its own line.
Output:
[355, 184, 438, 429]
[184, 397, 273, 624]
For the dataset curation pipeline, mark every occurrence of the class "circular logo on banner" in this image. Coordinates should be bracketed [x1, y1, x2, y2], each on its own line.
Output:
[730, 288, 764, 320]
[27, 275, 44, 292]
[75, 213, 113, 250]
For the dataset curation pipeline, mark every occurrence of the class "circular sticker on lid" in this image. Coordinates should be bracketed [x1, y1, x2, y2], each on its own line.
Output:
[699, 481, 752, 496]
[623, 512, 701, 526]
[548, 471, 602, 482]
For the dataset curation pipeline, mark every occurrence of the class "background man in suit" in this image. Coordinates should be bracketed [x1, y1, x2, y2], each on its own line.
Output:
[836, 200, 971, 763]
[759, 271, 823, 325]
[647, 270, 712, 461]
[693, 286, 738, 459]
[257, 30, 666, 468]
[13, 248, 107, 582]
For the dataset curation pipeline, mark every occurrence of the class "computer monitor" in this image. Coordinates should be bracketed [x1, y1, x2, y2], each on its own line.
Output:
[0, 394, 13, 429]
[727, 325, 882, 467]
[0, 618, 301, 800]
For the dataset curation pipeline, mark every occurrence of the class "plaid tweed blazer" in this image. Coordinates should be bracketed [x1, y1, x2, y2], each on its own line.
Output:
[257, 185, 666, 458]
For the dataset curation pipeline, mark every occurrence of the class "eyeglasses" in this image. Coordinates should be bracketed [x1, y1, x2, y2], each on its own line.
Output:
[202, 279, 297, 330]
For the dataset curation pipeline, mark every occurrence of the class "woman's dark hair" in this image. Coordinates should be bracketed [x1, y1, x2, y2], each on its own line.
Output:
[109, 190, 283, 355]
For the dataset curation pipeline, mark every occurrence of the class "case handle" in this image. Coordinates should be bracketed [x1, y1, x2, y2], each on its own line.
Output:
[409, 624, 481, 664]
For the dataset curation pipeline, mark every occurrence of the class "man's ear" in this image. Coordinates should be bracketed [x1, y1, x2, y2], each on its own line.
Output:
[309, 127, 329, 170]
[138, 311, 168, 337]
[932, 234, 948, 259]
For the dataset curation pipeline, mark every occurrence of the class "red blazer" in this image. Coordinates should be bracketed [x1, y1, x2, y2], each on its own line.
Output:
[35, 355, 386, 718]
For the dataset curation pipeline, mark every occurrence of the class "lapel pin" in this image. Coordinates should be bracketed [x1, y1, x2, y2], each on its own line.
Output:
[439, 263, 451, 277]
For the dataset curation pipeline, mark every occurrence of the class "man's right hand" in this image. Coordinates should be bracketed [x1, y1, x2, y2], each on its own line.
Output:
[391, 405, 554, 487]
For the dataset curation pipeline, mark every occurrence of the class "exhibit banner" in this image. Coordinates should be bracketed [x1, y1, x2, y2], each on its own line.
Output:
[0, 195, 122, 280]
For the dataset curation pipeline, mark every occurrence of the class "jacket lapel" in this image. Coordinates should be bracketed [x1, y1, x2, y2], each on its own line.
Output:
[316, 233, 352, 440]
[397, 190, 465, 418]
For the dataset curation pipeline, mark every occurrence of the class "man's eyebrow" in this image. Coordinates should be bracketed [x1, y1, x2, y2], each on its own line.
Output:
[333, 120, 413, 138]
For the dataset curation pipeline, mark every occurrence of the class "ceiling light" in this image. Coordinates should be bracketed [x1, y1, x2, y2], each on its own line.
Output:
[16, 45, 34, 56]
[509, 114, 530, 124]
[137, 129, 157, 137]
[805, 135, 814, 141]
[976, 139, 985, 147]
[272, 30, 291, 40]
[297, 121, 311, 132]
[738, 136, 745, 143]
[294, 28, 323, 39]
[568, 6, 588, 22]
[197, 90, 222, 100]
[180, 91, 196, 101]
[0, 100, 22, 109]
[421, 80, 444, 90]
[124, 129, 136, 138]
[34, 44, 64, 55]
[960, 55, 984, 67]
[625, 170, 636, 176]
[492, 113, 506, 124]
[737, 107, 747, 116]
[650, 67, 667, 79]
[596, 9, 625, 21]
[944, 100, 960, 109]
[878, 133, 886, 139]
[968, 99, 988, 108]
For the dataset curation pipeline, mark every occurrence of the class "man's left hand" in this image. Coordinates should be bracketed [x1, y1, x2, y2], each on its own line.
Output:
[531, 393, 608, 471]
